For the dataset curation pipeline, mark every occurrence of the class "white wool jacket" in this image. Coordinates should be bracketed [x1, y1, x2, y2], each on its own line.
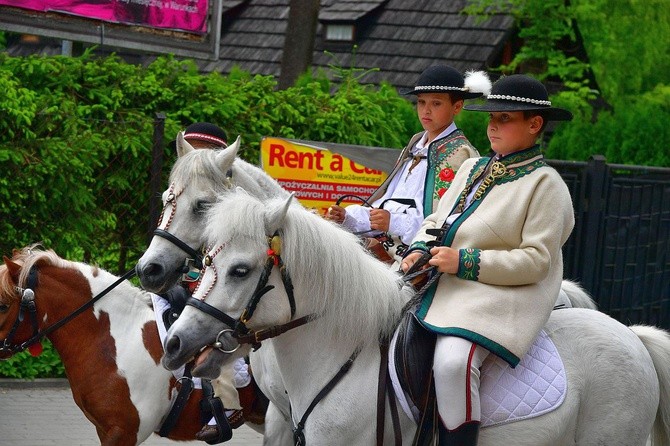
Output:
[409, 146, 574, 366]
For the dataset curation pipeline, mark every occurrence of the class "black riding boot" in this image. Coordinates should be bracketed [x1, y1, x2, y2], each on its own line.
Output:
[437, 420, 480, 446]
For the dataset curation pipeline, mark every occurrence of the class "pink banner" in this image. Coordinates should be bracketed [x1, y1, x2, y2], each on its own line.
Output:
[0, 0, 208, 34]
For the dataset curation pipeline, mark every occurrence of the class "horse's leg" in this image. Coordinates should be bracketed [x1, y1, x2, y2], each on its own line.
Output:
[262, 402, 293, 446]
[97, 426, 138, 446]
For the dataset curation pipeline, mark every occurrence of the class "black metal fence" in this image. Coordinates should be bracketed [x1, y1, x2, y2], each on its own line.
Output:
[550, 156, 670, 328]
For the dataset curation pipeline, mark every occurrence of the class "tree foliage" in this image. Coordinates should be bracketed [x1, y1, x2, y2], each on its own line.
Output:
[464, 0, 670, 164]
[0, 51, 417, 274]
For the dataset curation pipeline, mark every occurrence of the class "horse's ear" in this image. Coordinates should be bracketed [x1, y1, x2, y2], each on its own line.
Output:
[3, 257, 20, 285]
[215, 135, 240, 170]
[264, 193, 294, 234]
[176, 132, 196, 157]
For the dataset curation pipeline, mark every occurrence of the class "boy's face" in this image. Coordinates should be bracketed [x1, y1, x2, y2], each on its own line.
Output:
[486, 111, 543, 156]
[416, 93, 463, 141]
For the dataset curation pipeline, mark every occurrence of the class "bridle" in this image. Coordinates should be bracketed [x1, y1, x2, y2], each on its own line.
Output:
[153, 182, 205, 271]
[0, 264, 135, 357]
[0, 266, 40, 356]
[186, 231, 314, 352]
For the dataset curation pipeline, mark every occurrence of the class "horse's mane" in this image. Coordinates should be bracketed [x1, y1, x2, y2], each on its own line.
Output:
[169, 148, 288, 198]
[1, 245, 153, 308]
[0, 245, 77, 297]
[206, 191, 414, 346]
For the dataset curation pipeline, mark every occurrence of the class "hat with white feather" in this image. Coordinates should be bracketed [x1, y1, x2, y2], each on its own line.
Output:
[404, 65, 492, 100]
[463, 74, 573, 121]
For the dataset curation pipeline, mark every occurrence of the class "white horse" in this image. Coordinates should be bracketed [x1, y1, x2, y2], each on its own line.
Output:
[162, 189, 670, 445]
[135, 133, 294, 444]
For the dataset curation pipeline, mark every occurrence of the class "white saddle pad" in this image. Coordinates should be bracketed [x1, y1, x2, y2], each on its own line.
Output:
[389, 329, 567, 428]
[151, 293, 203, 389]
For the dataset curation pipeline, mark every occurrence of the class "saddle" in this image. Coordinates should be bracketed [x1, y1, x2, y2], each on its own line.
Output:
[393, 308, 437, 445]
[393, 308, 436, 418]
[392, 309, 568, 443]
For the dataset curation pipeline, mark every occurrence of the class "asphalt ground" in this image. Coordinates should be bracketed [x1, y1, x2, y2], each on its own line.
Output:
[0, 379, 263, 446]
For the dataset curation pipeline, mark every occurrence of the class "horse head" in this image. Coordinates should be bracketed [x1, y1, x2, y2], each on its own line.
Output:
[136, 134, 241, 293]
[0, 247, 84, 359]
[0, 255, 30, 359]
[161, 189, 296, 378]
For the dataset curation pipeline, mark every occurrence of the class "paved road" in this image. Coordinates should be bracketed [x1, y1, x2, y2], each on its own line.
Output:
[0, 379, 263, 446]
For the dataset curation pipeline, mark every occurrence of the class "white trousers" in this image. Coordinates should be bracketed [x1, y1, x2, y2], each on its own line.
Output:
[433, 336, 490, 430]
[211, 357, 251, 410]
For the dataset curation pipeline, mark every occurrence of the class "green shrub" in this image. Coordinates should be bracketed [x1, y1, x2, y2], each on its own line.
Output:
[547, 84, 670, 166]
[0, 341, 65, 379]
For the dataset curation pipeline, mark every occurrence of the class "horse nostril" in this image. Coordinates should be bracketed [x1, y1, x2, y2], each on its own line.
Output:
[143, 263, 163, 278]
[165, 336, 181, 356]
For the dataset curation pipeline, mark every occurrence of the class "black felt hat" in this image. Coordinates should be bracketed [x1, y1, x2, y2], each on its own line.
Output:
[182, 122, 228, 146]
[404, 65, 491, 99]
[463, 74, 573, 121]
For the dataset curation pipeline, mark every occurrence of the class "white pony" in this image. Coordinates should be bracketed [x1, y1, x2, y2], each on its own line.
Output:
[135, 134, 294, 443]
[162, 190, 670, 446]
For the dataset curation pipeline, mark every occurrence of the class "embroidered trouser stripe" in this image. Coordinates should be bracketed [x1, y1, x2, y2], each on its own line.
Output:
[433, 336, 489, 430]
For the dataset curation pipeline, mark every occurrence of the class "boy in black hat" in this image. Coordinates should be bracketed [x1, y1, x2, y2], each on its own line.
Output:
[326, 65, 491, 266]
[401, 74, 575, 445]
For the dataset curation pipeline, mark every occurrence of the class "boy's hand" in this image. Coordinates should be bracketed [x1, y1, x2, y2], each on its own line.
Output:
[326, 205, 346, 223]
[369, 208, 390, 232]
[428, 246, 459, 274]
[401, 251, 425, 272]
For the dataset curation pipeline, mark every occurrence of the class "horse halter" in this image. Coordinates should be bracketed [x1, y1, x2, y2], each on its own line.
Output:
[153, 183, 205, 271]
[186, 231, 310, 351]
[0, 266, 40, 356]
[0, 264, 135, 357]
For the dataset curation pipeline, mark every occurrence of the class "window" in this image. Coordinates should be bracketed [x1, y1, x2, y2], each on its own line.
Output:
[325, 24, 354, 42]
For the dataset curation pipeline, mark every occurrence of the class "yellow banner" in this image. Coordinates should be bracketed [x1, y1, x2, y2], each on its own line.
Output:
[260, 137, 388, 214]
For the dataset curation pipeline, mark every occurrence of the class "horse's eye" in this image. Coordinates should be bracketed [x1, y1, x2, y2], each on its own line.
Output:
[230, 266, 250, 278]
[193, 201, 210, 215]
[0, 304, 9, 313]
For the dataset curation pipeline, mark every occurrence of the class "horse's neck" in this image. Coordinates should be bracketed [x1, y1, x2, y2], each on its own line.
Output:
[271, 317, 370, 410]
[42, 270, 156, 362]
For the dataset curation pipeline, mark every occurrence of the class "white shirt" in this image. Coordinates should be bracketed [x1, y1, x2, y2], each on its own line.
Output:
[342, 123, 458, 244]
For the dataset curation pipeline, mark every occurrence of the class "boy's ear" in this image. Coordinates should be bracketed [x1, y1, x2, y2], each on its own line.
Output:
[529, 115, 544, 135]
[453, 98, 464, 114]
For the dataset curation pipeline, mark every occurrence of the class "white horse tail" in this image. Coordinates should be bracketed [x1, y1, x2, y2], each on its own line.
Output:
[630, 324, 670, 446]
[560, 280, 598, 310]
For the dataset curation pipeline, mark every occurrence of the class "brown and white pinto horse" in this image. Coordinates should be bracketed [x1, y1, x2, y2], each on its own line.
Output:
[0, 246, 206, 446]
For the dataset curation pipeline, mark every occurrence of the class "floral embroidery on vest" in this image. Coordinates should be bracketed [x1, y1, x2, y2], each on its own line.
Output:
[425, 130, 477, 214]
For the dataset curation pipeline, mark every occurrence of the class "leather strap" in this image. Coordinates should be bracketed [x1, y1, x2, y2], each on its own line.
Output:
[234, 314, 313, 345]
[292, 348, 360, 445]
[376, 342, 402, 446]
[159, 363, 195, 437]
[153, 228, 203, 269]
[376, 343, 389, 446]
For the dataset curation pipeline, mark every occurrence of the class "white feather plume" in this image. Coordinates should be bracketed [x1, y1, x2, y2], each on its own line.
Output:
[464, 70, 492, 96]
